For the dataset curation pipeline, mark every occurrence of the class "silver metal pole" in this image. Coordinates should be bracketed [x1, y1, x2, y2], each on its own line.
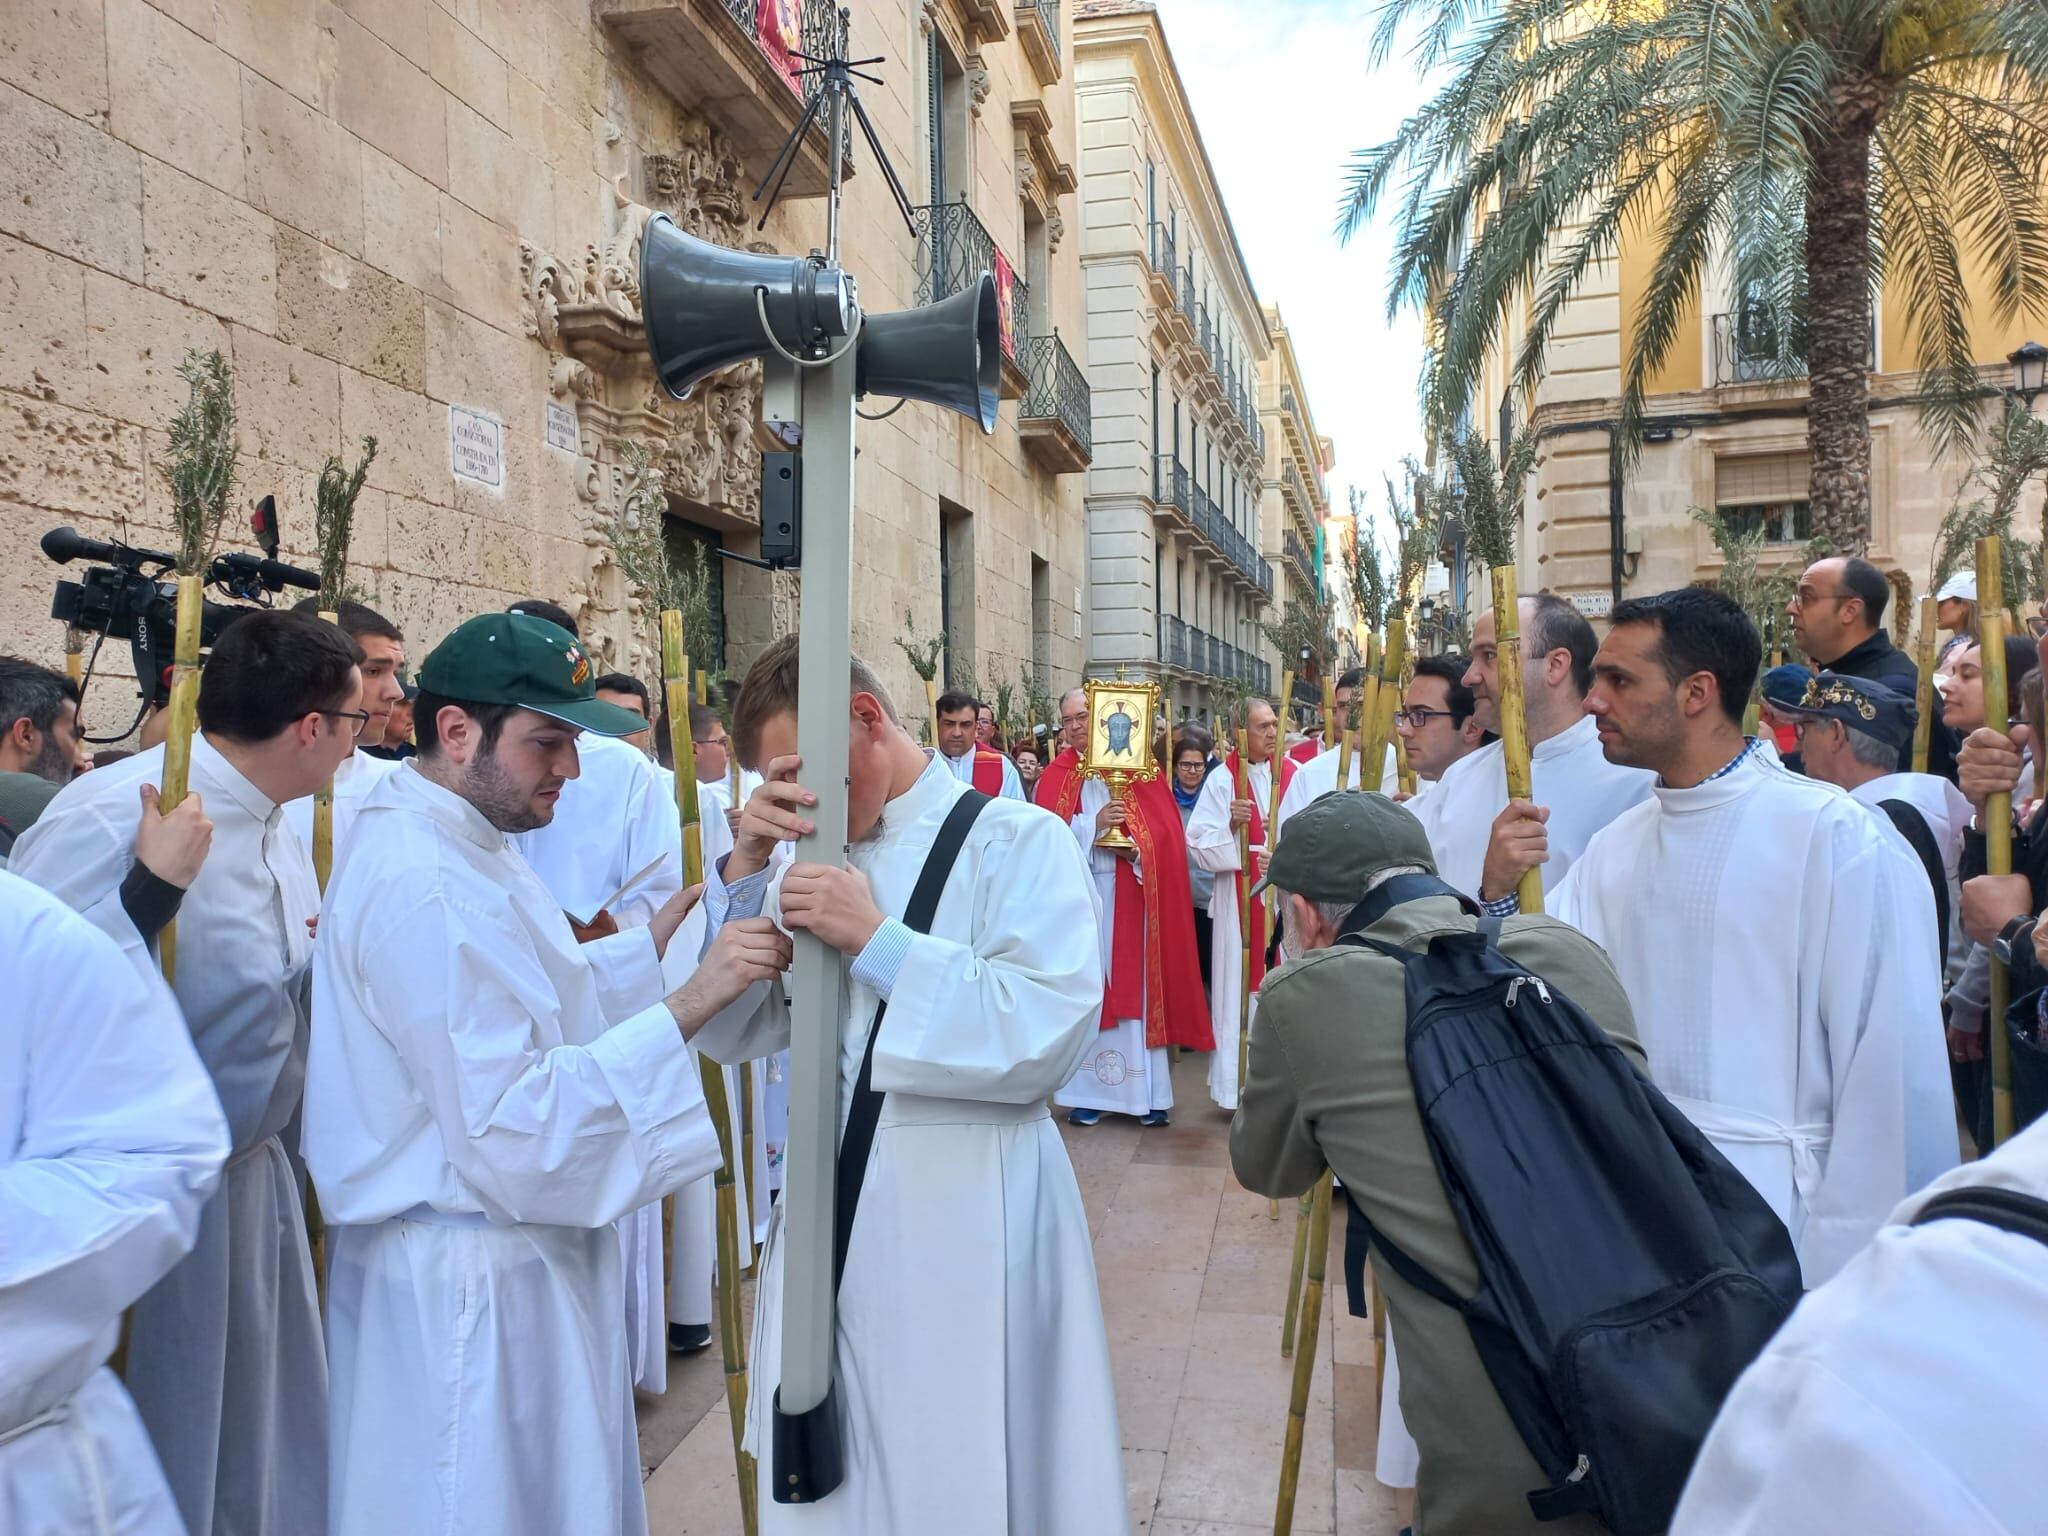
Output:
[774, 342, 857, 1476]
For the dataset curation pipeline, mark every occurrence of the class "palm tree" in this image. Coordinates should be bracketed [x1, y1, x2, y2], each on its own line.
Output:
[1342, 0, 2048, 553]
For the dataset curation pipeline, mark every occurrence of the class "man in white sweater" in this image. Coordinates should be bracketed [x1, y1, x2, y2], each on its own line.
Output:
[1536, 588, 1956, 1285]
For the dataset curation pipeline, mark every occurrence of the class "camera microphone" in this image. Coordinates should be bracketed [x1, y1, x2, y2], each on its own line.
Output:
[42, 526, 126, 566]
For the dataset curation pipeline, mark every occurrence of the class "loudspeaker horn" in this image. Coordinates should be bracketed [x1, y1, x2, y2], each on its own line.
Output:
[856, 273, 1002, 435]
[640, 215, 859, 400]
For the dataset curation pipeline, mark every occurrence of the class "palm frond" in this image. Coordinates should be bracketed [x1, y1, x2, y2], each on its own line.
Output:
[316, 436, 377, 608]
[894, 609, 945, 683]
[160, 350, 238, 577]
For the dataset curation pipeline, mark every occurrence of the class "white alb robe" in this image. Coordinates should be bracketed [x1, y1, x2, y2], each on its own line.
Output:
[1186, 757, 1274, 1109]
[514, 733, 686, 1393]
[8, 738, 328, 1536]
[1274, 741, 1400, 832]
[281, 747, 399, 859]
[0, 871, 229, 1536]
[1411, 713, 1654, 898]
[305, 765, 724, 1536]
[1551, 748, 1958, 1284]
[939, 743, 1027, 800]
[692, 753, 1123, 1532]
[1053, 776, 1172, 1117]
[1849, 771, 1973, 986]
[1673, 1118, 2048, 1535]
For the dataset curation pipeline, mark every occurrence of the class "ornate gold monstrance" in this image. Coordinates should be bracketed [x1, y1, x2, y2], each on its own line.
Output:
[1083, 672, 1162, 851]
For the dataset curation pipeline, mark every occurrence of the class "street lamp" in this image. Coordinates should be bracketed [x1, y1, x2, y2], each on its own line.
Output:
[2010, 340, 2048, 403]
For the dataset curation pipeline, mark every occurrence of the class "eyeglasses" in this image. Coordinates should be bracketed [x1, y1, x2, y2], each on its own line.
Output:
[1789, 590, 1851, 610]
[1394, 707, 1455, 727]
[319, 709, 373, 740]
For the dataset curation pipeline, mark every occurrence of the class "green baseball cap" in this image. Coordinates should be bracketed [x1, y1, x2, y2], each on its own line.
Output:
[1251, 790, 1437, 903]
[416, 612, 647, 736]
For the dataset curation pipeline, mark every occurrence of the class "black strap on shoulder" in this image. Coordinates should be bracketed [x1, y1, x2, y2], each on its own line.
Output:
[1912, 1185, 2048, 1246]
[831, 789, 992, 1294]
[1338, 871, 1480, 937]
[1878, 799, 1951, 964]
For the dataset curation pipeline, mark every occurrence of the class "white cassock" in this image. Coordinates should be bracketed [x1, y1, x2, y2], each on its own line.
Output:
[514, 732, 685, 1393]
[305, 764, 723, 1536]
[1053, 776, 1172, 1117]
[1274, 741, 1400, 831]
[9, 738, 328, 1536]
[663, 768, 780, 1336]
[1411, 714, 1653, 898]
[281, 747, 399, 858]
[1850, 771, 1973, 986]
[1672, 1118, 2048, 1535]
[1551, 746, 1958, 1285]
[691, 752, 1123, 1532]
[939, 744, 1027, 800]
[1186, 757, 1274, 1110]
[0, 871, 229, 1536]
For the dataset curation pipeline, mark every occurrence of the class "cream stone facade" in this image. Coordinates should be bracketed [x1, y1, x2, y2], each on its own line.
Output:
[0, 0, 1089, 728]
[1464, 200, 2045, 638]
[1074, 0, 1286, 727]
[1258, 303, 1334, 684]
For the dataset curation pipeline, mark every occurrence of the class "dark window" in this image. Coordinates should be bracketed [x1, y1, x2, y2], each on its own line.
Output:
[662, 515, 726, 672]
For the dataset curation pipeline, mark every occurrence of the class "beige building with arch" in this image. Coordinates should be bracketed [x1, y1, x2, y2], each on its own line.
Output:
[0, 0, 1093, 725]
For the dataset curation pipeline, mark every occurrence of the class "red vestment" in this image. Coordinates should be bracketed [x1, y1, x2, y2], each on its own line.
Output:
[1225, 750, 1296, 992]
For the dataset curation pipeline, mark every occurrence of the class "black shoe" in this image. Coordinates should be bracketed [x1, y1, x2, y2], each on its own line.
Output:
[1140, 1110, 1170, 1127]
[1067, 1107, 1103, 1126]
[668, 1323, 712, 1355]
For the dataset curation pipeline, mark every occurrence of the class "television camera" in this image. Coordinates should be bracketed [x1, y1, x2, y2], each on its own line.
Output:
[42, 523, 320, 738]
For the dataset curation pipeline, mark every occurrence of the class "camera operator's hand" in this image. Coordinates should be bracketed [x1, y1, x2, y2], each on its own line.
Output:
[135, 785, 212, 889]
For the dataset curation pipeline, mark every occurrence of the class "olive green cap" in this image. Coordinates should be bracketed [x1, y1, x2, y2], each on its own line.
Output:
[1251, 790, 1438, 902]
[416, 612, 646, 736]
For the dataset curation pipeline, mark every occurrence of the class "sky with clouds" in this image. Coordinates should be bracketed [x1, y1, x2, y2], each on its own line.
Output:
[1155, 0, 1429, 544]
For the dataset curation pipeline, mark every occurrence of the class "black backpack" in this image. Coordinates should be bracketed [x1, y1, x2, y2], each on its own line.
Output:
[1340, 874, 1804, 1535]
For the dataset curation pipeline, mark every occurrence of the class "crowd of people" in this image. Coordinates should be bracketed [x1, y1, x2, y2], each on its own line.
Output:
[2, 554, 2045, 1535]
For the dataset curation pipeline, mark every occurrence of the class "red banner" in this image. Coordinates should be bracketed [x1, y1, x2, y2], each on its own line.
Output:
[994, 248, 1017, 360]
[757, 0, 803, 98]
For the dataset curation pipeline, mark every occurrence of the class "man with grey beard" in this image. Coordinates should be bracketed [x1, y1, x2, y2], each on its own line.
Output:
[303, 610, 787, 1536]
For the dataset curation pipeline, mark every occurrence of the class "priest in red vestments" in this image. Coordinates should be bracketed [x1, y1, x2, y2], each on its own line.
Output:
[936, 688, 1025, 800]
[1046, 728, 1211, 1125]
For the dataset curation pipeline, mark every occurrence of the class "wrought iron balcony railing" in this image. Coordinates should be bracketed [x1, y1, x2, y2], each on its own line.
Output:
[1711, 304, 1874, 387]
[1150, 222, 1177, 284]
[1161, 613, 1188, 670]
[1154, 453, 1191, 516]
[1017, 332, 1091, 468]
[914, 201, 1026, 360]
[1178, 264, 1197, 321]
[1017, 0, 1060, 76]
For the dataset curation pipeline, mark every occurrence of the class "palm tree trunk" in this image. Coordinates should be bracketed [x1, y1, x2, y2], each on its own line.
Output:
[1803, 94, 1883, 554]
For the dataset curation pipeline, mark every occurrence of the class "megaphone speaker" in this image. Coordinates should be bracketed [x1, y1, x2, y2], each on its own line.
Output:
[640, 215, 858, 400]
[856, 273, 1002, 435]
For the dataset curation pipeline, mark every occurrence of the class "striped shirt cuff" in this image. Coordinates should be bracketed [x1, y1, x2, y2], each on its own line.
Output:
[1479, 892, 1521, 918]
[850, 917, 915, 999]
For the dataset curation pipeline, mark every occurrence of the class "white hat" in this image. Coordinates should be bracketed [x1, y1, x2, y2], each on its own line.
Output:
[1936, 573, 1977, 603]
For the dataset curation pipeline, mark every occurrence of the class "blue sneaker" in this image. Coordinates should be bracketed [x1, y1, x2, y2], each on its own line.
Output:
[1067, 1107, 1103, 1126]
[1140, 1110, 1170, 1127]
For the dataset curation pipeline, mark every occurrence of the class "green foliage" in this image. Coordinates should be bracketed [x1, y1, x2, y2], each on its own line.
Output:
[1344, 0, 2048, 532]
[1019, 659, 1056, 745]
[1931, 399, 2048, 605]
[981, 654, 1019, 741]
[1439, 431, 1533, 571]
[1388, 460, 1438, 612]
[316, 436, 378, 609]
[894, 608, 946, 683]
[1345, 484, 1388, 635]
[609, 440, 719, 686]
[160, 350, 238, 577]
[1260, 598, 1328, 681]
[1689, 507, 1821, 653]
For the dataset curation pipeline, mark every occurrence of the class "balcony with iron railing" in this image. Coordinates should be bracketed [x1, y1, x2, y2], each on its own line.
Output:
[1282, 528, 1321, 598]
[915, 200, 1028, 399]
[1711, 303, 1876, 387]
[1016, 0, 1061, 84]
[600, 0, 850, 198]
[1153, 456, 1272, 599]
[1017, 332, 1091, 473]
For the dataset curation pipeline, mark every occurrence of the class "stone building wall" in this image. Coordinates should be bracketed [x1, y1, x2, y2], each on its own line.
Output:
[0, 0, 1088, 735]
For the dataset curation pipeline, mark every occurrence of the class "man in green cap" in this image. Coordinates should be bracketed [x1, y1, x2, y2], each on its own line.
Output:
[1233, 790, 1644, 1536]
[304, 610, 792, 1536]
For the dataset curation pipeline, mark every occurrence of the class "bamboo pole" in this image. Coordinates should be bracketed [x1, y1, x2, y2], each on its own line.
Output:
[1356, 630, 1383, 769]
[312, 610, 340, 892]
[63, 625, 83, 685]
[1362, 617, 1407, 795]
[1911, 594, 1939, 775]
[1330, 676, 1353, 790]
[1490, 568, 1542, 914]
[1978, 541, 2016, 1149]
[924, 678, 939, 748]
[1274, 1170, 1334, 1535]
[1266, 669, 1293, 929]
[1395, 731, 1417, 797]
[1280, 1187, 1311, 1358]
[662, 614, 757, 1534]
[1234, 726, 1255, 1097]
[156, 575, 204, 984]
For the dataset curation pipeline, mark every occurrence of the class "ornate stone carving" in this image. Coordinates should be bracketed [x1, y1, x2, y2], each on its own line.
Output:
[1048, 213, 1065, 254]
[516, 111, 768, 667]
[966, 56, 991, 117]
